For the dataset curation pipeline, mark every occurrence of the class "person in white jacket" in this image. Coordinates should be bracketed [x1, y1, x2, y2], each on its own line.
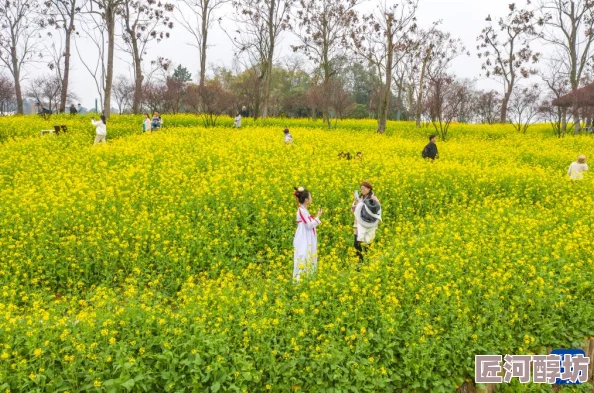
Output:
[92, 115, 107, 144]
[568, 155, 588, 180]
[351, 181, 381, 263]
[293, 186, 323, 282]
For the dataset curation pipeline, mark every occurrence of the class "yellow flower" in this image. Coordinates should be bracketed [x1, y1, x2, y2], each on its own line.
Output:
[94, 379, 102, 388]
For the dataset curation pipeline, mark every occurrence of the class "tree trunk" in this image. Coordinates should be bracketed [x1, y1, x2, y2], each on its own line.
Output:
[60, 19, 75, 114]
[10, 45, 23, 114]
[103, 8, 116, 118]
[261, 0, 275, 119]
[261, 61, 272, 118]
[500, 92, 510, 124]
[131, 31, 143, 114]
[200, 10, 207, 89]
[562, 106, 567, 135]
[377, 16, 393, 133]
[572, 93, 581, 134]
[415, 58, 427, 128]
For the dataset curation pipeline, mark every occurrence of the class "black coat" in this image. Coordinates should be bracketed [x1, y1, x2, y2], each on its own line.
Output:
[423, 142, 438, 159]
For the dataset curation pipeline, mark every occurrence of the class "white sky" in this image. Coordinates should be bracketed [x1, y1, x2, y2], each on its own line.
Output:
[24, 0, 518, 109]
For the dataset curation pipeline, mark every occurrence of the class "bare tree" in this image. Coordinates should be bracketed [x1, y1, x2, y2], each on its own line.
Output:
[226, 0, 292, 119]
[176, 0, 231, 89]
[293, 0, 360, 127]
[351, 0, 418, 133]
[508, 83, 541, 133]
[75, 10, 107, 109]
[162, 76, 187, 113]
[539, 56, 570, 136]
[141, 80, 166, 113]
[0, 73, 16, 114]
[327, 78, 353, 126]
[477, 3, 541, 124]
[474, 90, 501, 124]
[26, 75, 62, 112]
[538, 0, 594, 133]
[113, 74, 134, 113]
[0, 0, 43, 114]
[411, 22, 467, 128]
[88, 0, 125, 117]
[186, 80, 236, 126]
[425, 74, 468, 140]
[44, 0, 84, 113]
[120, 0, 174, 114]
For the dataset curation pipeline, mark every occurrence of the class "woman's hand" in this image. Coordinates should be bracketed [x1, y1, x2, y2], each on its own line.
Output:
[316, 208, 323, 219]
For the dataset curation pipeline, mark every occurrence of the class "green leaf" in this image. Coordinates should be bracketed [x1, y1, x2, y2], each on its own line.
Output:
[122, 379, 136, 390]
[211, 382, 221, 392]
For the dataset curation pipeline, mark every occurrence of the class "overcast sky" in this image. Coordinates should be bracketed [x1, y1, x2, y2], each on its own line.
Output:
[25, 0, 522, 110]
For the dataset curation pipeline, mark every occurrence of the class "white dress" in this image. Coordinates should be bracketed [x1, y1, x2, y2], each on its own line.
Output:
[293, 206, 321, 281]
[567, 162, 588, 180]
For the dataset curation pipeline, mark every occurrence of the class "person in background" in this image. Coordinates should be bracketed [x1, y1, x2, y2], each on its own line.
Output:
[92, 115, 107, 144]
[422, 134, 439, 160]
[151, 111, 163, 130]
[284, 127, 293, 144]
[143, 113, 152, 133]
[351, 181, 381, 264]
[77, 104, 86, 114]
[69, 104, 77, 115]
[567, 155, 588, 180]
[234, 112, 242, 128]
[293, 186, 322, 282]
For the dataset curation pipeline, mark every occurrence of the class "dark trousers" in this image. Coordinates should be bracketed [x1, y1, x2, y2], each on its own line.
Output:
[354, 234, 364, 262]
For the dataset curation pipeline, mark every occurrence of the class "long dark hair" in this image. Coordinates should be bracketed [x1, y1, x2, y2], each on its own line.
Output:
[293, 187, 310, 205]
[100, 115, 106, 125]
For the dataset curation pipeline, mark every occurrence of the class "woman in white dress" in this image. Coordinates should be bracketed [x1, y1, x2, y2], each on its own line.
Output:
[293, 187, 323, 282]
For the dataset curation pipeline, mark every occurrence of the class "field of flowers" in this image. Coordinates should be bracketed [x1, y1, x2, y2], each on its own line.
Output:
[0, 115, 593, 393]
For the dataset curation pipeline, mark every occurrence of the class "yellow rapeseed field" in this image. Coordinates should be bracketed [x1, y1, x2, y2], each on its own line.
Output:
[0, 115, 593, 392]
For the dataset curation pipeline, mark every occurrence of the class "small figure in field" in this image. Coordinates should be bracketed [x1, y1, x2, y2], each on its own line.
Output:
[77, 103, 86, 114]
[234, 113, 242, 128]
[293, 186, 323, 282]
[284, 128, 293, 144]
[567, 155, 588, 180]
[338, 151, 363, 160]
[92, 115, 107, 144]
[152, 111, 163, 130]
[143, 113, 152, 133]
[351, 181, 382, 264]
[69, 104, 77, 115]
[422, 134, 439, 160]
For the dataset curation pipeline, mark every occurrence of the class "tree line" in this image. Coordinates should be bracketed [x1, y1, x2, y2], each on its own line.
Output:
[1, 0, 594, 135]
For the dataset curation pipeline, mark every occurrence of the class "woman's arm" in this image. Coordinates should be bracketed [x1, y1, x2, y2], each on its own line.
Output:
[302, 217, 321, 230]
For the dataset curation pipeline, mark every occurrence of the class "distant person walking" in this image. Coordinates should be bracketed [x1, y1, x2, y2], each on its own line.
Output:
[351, 181, 381, 264]
[143, 113, 152, 133]
[293, 186, 323, 282]
[568, 155, 588, 180]
[77, 104, 86, 114]
[422, 134, 439, 160]
[234, 113, 242, 128]
[69, 104, 77, 115]
[92, 115, 107, 144]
